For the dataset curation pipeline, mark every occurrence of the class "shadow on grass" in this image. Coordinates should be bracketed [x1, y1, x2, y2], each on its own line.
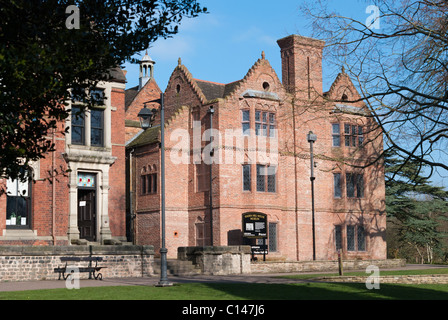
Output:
[197, 282, 448, 300]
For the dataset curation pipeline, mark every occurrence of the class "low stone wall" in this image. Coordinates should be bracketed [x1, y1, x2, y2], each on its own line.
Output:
[250, 259, 406, 274]
[178, 246, 251, 275]
[0, 245, 155, 282]
[315, 274, 448, 284]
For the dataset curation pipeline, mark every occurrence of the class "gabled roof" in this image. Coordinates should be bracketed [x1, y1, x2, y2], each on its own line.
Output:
[171, 52, 282, 104]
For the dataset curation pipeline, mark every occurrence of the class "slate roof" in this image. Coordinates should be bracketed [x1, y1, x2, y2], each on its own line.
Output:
[125, 85, 139, 110]
[194, 79, 242, 101]
[127, 125, 160, 148]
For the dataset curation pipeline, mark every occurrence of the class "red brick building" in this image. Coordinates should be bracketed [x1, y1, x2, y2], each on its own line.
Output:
[0, 69, 128, 245]
[127, 35, 387, 261]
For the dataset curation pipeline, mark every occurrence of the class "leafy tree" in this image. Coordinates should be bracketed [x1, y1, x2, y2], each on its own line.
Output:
[385, 150, 448, 263]
[0, 0, 207, 184]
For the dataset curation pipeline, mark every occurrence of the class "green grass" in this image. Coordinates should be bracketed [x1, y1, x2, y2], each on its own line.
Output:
[278, 267, 448, 280]
[2, 268, 448, 300]
[2, 280, 448, 300]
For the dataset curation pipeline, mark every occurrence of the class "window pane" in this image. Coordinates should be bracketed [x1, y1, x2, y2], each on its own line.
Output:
[347, 226, 355, 251]
[71, 107, 84, 145]
[335, 225, 342, 251]
[141, 175, 146, 194]
[243, 165, 251, 191]
[269, 223, 277, 252]
[333, 135, 340, 147]
[358, 126, 363, 135]
[356, 174, 364, 198]
[71, 126, 84, 145]
[269, 125, 276, 138]
[242, 110, 250, 122]
[357, 226, 366, 251]
[344, 124, 350, 134]
[334, 173, 342, 198]
[152, 174, 157, 193]
[332, 123, 340, 134]
[255, 111, 261, 122]
[91, 128, 103, 147]
[267, 166, 276, 193]
[255, 123, 261, 136]
[262, 124, 267, 136]
[243, 123, 250, 136]
[345, 135, 350, 147]
[91, 109, 103, 128]
[346, 173, 355, 198]
[256, 165, 266, 192]
[262, 112, 267, 123]
[71, 107, 84, 126]
[269, 113, 275, 124]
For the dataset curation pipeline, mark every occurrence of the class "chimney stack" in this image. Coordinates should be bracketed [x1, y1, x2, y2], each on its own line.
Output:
[277, 35, 325, 100]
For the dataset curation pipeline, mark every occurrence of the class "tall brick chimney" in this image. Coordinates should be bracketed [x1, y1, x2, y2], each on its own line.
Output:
[277, 35, 325, 100]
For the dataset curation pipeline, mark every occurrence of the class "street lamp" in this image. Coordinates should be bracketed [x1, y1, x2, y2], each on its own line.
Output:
[307, 131, 317, 261]
[137, 104, 157, 130]
[138, 94, 171, 287]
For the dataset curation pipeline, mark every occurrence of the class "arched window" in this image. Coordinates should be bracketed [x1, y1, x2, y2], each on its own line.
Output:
[6, 171, 32, 229]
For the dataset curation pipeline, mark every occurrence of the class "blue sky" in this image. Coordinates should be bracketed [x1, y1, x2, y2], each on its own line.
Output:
[123, 0, 447, 189]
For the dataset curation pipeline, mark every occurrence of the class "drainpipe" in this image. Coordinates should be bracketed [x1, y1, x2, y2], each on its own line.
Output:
[52, 128, 56, 245]
[208, 106, 214, 247]
[129, 148, 135, 244]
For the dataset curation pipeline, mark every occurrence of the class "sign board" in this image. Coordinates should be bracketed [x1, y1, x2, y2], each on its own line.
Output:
[242, 212, 267, 238]
[242, 213, 268, 259]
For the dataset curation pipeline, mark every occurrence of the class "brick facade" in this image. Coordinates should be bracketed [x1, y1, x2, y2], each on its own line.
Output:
[0, 70, 128, 246]
[127, 35, 387, 261]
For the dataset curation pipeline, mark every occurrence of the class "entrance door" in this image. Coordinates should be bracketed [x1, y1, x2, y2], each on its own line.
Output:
[78, 189, 96, 241]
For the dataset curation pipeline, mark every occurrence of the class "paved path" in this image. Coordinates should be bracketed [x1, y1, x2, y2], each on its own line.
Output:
[0, 264, 446, 292]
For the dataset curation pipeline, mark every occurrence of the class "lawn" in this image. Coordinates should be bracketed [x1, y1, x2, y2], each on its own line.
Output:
[2, 269, 448, 300]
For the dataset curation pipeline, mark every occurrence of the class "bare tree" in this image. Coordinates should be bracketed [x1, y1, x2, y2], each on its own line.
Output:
[302, 0, 448, 181]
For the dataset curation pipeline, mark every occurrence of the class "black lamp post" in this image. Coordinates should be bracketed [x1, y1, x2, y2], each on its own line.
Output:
[307, 131, 317, 261]
[138, 94, 171, 287]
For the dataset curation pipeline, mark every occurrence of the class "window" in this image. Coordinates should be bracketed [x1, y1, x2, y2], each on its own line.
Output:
[255, 110, 276, 137]
[242, 164, 251, 191]
[335, 225, 342, 251]
[346, 173, 364, 198]
[268, 222, 278, 252]
[256, 164, 276, 193]
[256, 164, 266, 192]
[334, 173, 342, 198]
[332, 124, 341, 147]
[91, 109, 104, 147]
[6, 172, 32, 229]
[90, 89, 105, 105]
[344, 124, 364, 147]
[71, 107, 85, 145]
[141, 167, 157, 195]
[357, 226, 366, 251]
[196, 162, 210, 192]
[347, 225, 366, 252]
[242, 110, 250, 136]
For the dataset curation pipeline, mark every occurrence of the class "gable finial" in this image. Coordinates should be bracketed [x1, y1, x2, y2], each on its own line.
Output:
[261, 51, 265, 60]
[178, 57, 182, 66]
[341, 66, 345, 73]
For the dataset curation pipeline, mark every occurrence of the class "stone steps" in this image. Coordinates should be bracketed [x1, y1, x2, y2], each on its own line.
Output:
[153, 259, 202, 276]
